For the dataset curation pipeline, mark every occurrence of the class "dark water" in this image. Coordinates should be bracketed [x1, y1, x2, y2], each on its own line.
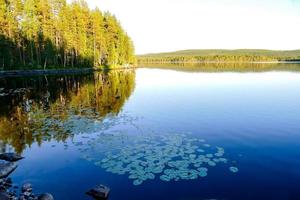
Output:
[1, 64, 300, 200]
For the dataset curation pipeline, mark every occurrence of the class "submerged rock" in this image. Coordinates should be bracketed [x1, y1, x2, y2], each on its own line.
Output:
[0, 162, 18, 178]
[38, 193, 54, 200]
[86, 185, 110, 200]
[1, 178, 12, 189]
[0, 178, 19, 199]
[0, 176, 54, 200]
[21, 183, 32, 192]
[0, 153, 24, 162]
[0, 192, 10, 200]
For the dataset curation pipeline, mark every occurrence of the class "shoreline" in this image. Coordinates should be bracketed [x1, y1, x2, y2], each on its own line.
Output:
[137, 61, 300, 64]
[1, 62, 299, 77]
[0, 68, 95, 78]
[0, 66, 137, 78]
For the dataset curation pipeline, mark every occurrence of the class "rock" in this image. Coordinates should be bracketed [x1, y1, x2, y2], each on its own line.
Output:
[0, 191, 10, 200]
[0, 178, 13, 192]
[86, 185, 110, 200]
[0, 162, 18, 179]
[3, 181, 12, 188]
[19, 195, 26, 200]
[23, 191, 32, 197]
[0, 153, 24, 162]
[21, 183, 32, 192]
[37, 193, 54, 200]
[0, 178, 50, 200]
[5, 178, 12, 185]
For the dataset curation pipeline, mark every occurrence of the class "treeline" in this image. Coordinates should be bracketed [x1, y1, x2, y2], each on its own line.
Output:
[140, 63, 300, 73]
[0, 0, 136, 70]
[138, 49, 300, 64]
[138, 55, 278, 64]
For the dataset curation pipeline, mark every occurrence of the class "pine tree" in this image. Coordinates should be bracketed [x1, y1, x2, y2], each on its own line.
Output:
[0, 0, 136, 70]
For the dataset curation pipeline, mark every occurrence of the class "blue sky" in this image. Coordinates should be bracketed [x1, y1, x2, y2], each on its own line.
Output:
[84, 0, 300, 54]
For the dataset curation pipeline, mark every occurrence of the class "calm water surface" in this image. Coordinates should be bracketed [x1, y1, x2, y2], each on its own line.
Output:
[1, 64, 300, 200]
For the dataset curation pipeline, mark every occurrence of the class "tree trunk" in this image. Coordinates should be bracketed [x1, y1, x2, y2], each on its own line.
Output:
[30, 41, 34, 66]
[64, 51, 66, 67]
[44, 56, 47, 69]
[93, 27, 96, 67]
[71, 50, 74, 67]
[36, 44, 40, 66]
[18, 45, 22, 66]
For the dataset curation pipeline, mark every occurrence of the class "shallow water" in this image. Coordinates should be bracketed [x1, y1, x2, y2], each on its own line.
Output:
[1, 65, 300, 200]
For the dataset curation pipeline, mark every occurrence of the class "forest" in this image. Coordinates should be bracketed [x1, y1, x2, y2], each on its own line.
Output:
[138, 49, 300, 64]
[0, 0, 136, 70]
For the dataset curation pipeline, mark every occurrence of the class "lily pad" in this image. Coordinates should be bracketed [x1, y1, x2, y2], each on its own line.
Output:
[229, 167, 239, 173]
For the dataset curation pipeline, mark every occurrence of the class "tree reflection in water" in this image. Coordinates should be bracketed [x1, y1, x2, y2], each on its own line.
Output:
[0, 69, 136, 153]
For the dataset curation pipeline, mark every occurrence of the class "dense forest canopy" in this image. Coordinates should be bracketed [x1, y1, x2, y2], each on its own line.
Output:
[138, 49, 300, 64]
[0, 0, 136, 70]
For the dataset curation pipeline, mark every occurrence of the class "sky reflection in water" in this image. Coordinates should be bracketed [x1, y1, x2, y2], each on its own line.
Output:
[1, 65, 300, 200]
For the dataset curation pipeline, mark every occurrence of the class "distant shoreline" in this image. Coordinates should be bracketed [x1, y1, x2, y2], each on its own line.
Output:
[137, 49, 300, 64]
[138, 61, 300, 64]
[1, 62, 299, 77]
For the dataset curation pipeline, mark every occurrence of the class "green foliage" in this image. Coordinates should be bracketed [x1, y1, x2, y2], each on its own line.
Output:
[0, 0, 135, 70]
[138, 49, 300, 64]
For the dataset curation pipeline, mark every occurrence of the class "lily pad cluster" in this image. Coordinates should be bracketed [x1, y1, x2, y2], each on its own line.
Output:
[31, 109, 137, 142]
[81, 133, 239, 186]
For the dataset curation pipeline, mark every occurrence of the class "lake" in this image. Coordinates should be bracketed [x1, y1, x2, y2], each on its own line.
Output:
[1, 64, 300, 200]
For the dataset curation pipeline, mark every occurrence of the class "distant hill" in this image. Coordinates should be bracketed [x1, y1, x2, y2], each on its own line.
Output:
[137, 49, 300, 63]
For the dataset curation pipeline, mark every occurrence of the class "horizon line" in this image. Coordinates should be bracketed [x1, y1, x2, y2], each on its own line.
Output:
[137, 48, 300, 56]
